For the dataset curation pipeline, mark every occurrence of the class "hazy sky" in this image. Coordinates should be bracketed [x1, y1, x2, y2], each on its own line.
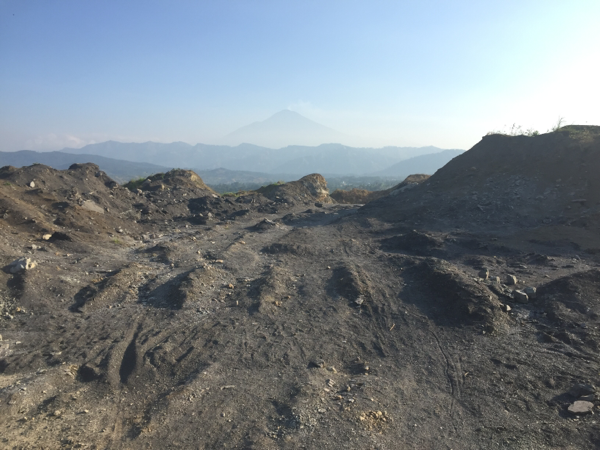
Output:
[1, 0, 599, 151]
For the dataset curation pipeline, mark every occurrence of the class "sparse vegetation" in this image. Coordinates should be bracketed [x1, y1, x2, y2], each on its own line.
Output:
[487, 123, 539, 137]
[124, 177, 147, 191]
[551, 116, 565, 132]
[487, 117, 571, 137]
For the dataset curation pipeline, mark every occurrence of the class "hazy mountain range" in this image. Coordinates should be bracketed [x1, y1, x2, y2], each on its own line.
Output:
[64, 141, 461, 176]
[2, 111, 464, 185]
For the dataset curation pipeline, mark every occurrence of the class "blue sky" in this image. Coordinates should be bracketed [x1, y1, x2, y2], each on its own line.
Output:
[1, 0, 599, 151]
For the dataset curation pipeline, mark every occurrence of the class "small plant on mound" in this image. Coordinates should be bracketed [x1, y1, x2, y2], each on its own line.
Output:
[124, 177, 147, 191]
[486, 123, 539, 137]
[550, 116, 565, 132]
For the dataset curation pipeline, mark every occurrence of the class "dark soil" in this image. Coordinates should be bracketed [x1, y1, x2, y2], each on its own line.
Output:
[1, 128, 600, 449]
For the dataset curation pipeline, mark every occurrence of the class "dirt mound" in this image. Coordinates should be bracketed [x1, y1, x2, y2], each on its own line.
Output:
[331, 174, 430, 204]
[536, 269, 600, 352]
[0, 163, 146, 243]
[139, 169, 215, 193]
[256, 173, 333, 205]
[409, 258, 507, 331]
[363, 126, 600, 231]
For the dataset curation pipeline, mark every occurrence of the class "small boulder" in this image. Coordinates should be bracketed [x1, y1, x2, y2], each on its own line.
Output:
[524, 286, 537, 299]
[8, 258, 37, 274]
[478, 268, 489, 280]
[506, 275, 517, 285]
[513, 290, 528, 303]
[29, 181, 35, 188]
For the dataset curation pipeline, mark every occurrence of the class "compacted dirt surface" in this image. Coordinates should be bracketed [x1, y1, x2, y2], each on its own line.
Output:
[1, 126, 600, 449]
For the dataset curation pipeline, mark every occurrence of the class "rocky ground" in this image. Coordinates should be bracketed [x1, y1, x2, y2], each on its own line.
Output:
[1, 126, 600, 449]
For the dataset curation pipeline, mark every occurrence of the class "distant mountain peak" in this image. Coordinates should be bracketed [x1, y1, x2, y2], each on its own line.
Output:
[221, 110, 351, 148]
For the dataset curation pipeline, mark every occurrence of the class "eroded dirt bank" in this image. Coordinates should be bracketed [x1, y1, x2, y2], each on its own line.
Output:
[1, 128, 600, 449]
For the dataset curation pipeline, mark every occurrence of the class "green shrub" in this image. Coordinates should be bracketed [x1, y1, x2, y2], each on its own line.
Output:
[124, 177, 147, 191]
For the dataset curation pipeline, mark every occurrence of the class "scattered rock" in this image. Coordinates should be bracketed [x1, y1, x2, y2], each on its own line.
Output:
[42, 234, 52, 240]
[310, 359, 325, 369]
[8, 257, 37, 274]
[29, 181, 35, 188]
[502, 304, 511, 312]
[81, 200, 104, 214]
[524, 286, 537, 299]
[568, 401, 594, 415]
[478, 268, 489, 280]
[513, 290, 528, 303]
[506, 275, 518, 285]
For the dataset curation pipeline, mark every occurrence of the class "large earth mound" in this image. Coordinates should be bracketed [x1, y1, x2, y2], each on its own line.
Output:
[363, 126, 600, 231]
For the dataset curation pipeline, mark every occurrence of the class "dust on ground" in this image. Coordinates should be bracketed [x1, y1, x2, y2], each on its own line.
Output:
[1, 127, 600, 449]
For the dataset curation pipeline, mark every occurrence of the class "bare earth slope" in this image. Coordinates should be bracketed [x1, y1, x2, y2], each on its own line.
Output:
[1, 128, 600, 449]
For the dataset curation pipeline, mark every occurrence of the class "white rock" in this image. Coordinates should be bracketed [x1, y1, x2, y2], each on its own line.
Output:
[42, 234, 52, 240]
[80, 200, 104, 214]
[568, 401, 594, 415]
[29, 181, 35, 188]
[9, 258, 37, 274]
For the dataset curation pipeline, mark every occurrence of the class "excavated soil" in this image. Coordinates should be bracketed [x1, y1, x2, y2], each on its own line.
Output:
[1, 127, 600, 449]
